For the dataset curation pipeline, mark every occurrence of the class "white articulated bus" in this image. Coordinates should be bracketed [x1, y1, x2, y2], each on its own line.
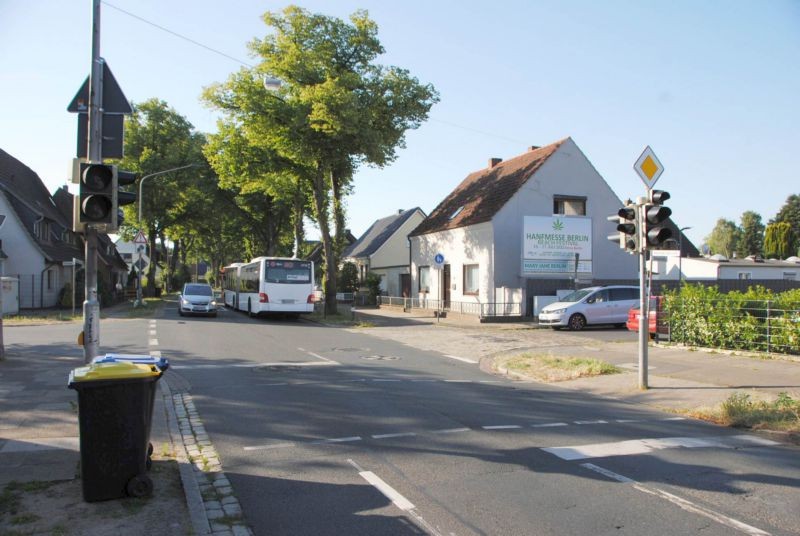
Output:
[224, 257, 315, 317]
[221, 262, 245, 309]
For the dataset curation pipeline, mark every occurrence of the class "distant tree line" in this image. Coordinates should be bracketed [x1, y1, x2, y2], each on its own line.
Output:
[704, 195, 800, 259]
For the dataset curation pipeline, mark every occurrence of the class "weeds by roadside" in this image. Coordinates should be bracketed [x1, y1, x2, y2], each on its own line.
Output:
[497, 352, 621, 382]
[126, 298, 162, 318]
[682, 392, 800, 434]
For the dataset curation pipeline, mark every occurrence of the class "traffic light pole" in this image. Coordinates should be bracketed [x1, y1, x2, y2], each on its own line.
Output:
[636, 196, 649, 389]
[83, 0, 103, 363]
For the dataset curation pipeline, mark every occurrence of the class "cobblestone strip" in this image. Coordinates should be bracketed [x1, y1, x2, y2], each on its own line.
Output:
[172, 392, 253, 536]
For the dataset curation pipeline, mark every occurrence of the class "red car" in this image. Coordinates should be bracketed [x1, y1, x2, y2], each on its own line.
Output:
[626, 296, 667, 338]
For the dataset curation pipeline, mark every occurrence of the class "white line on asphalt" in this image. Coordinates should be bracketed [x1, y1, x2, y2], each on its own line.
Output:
[660, 417, 686, 421]
[149, 339, 158, 346]
[410, 379, 437, 382]
[482, 425, 522, 430]
[304, 350, 339, 364]
[149, 329, 157, 336]
[443, 354, 479, 364]
[532, 422, 569, 428]
[373, 379, 401, 382]
[371, 432, 417, 439]
[444, 380, 472, 383]
[431, 427, 471, 434]
[574, 420, 608, 425]
[478, 380, 501, 383]
[615, 419, 642, 423]
[543, 434, 780, 461]
[309, 436, 362, 444]
[151, 350, 161, 358]
[358, 470, 415, 511]
[580, 463, 771, 536]
[243, 442, 296, 451]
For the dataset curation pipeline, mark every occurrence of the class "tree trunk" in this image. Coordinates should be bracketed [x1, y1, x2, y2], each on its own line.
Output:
[292, 178, 305, 258]
[311, 166, 337, 315]
[331, 168, 347, 260]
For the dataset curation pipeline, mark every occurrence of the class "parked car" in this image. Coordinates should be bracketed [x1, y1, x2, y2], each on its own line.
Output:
[626, 296, 667, 338]
[178, 283, 217, 317]
[538, 285, 640, 330]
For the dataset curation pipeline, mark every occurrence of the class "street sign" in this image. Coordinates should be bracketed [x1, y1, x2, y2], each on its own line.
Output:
[634, 146, 664, 189]
[76, 114, 124, 158]
[134, 258, 147, 272]
[67, 62, 132, 114]
[433, 253, 445, 270]
[133, 230, 147, 244]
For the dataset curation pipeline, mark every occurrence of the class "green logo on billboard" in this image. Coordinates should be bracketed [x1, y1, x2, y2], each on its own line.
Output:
[552, 219, 564, 231]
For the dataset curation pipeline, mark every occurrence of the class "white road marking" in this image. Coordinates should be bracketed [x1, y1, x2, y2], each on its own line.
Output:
[431, 427, 471, 434]
[444, 380, 472, 383]
[149, 339, 158, 346]
[243, 442, 296, 451]
[574, 419, 608, 425]
[411, 379, 437, 382]
[615, 419, 641, 423]
[660, 417, 686, 421]
[580, 463, 771, 536]
[543, 434, 780, 461]
[309, 436, 362, 444]
[0, 437, 79, 453]
[372, 432, 417, 439]
[149, 329, 157, 336]
[304, 350, 338, 364]
[443, 354, 479, 364]
[150, 350, 161, 358]
[373, 379, 401, 382]
[532, 422, 569, 428]
[482, 425, 522, 430]
[358, 470, 415, 511]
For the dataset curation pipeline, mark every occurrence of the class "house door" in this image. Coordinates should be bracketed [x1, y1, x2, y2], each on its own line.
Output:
[400, 274, 411, 298]
[442, 264, 451, 309]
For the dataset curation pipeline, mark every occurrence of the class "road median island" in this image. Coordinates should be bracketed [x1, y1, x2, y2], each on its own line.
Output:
[493, 352, 622, 382]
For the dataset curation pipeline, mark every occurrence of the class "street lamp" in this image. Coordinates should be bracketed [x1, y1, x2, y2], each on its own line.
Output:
[135, 163, 198, 306]
[678, 226, 692, 283]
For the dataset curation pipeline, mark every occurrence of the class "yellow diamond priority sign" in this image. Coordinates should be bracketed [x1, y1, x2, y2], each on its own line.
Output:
[634, 146, 664, 189]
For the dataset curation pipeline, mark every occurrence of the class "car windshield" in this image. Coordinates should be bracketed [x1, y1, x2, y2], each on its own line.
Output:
[184, 285, 212, 296]
[559, 289, 595, 303]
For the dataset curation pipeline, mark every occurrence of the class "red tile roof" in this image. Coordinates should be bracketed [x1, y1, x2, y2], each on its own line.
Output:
[409, 139, 567, 237]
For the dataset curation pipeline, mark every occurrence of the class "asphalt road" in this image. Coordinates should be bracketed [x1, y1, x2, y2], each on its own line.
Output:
[149, 304, 800, 535]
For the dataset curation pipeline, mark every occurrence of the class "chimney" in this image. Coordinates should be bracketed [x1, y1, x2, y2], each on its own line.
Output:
[398, 209, 404, 214]
[528, 145, 541, 152]
[489, 158, 502, 168]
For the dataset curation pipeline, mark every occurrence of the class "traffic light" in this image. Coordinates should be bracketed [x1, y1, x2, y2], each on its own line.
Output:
[608, 203, 639, 253]
[78, 163, 114, 225]
[643, 189, 673, 248]
[114, 169, 137, 230]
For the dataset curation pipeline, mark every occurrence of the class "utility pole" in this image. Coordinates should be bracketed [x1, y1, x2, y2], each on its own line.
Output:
[637, 196, 648, 389]
[83, 0, 103, 363]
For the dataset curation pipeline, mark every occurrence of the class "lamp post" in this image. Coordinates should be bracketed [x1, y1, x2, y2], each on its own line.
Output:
[136, 164, 198, 306]
[678, 226, 692, 283]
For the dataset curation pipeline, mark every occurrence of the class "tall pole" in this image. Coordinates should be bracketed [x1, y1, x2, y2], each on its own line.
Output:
[83, 0, 103, 363]
[638, 197, 649, 389]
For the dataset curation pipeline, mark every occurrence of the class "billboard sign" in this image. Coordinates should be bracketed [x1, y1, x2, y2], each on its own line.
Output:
[522, 216, 592, 275]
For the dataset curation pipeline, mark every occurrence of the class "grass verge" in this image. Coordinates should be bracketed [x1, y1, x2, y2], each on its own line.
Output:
[498, 352, 621, 382]
[682, 392, 800, 434]
[125, 297, 162, 318]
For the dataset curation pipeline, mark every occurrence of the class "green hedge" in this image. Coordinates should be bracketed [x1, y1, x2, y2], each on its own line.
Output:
[663, 285, 800, 354]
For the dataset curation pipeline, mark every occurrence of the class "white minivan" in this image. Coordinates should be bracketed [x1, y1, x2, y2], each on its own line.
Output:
[538, 285, 640, 331]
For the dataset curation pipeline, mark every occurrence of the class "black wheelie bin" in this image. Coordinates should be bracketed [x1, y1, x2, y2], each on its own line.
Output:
[68, 360, 164, 502]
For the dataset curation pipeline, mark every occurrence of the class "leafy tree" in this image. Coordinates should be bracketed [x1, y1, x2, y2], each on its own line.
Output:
[772, 194, 800, 253]
[203, 6, 438, 314]
[764, 222, 797, 259]
[736, 211, 765, 258]
[704, 218, 741, 258]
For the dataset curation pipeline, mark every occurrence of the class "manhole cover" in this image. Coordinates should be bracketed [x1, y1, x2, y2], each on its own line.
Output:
[360, 355, 399, 361]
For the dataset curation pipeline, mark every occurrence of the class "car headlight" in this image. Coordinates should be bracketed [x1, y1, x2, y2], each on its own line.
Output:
[181, 299, 189, 305]
[547, 308, 566, 315]
[211, 300, 217, 306]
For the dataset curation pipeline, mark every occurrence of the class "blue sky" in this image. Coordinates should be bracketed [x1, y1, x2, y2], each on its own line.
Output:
[2, 0, 799, 249]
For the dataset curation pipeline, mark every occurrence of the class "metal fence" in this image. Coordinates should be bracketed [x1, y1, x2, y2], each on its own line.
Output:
[378, 296, 523, 318]
[663, 298, 800, 355]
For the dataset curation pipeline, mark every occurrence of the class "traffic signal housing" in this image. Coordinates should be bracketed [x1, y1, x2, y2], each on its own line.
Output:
[78, 163, 114, 226]
[114, 169, 138, 230]
[608, 203, 639, 253]
[643, 189, 673, 248]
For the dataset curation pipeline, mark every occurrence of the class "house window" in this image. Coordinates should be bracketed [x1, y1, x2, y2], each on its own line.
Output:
[784, 272, 797, 281]
[553, 196, 586, 216]
[463, 264, 479, 295]
[418, 266, 430, 293]
[738, 272, 752, 280]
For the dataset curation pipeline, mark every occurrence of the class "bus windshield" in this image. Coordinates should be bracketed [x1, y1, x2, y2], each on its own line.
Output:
[265, 260, 311, 284]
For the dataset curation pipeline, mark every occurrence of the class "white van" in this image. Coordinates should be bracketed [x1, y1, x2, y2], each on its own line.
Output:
[538, 285, 639, 330]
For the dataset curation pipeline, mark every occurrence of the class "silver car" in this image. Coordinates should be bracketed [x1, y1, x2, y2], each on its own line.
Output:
[538, 285, 639, 330]
[179, 283, 218, 317]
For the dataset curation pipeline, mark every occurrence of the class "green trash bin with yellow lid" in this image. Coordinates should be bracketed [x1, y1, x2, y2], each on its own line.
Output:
[68, 361, 164, 502]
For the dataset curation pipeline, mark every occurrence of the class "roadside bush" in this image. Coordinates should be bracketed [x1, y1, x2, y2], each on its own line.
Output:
[663, 284, 800, 354]
[338, 262, 359, 293]
[364, 273, 382, 305]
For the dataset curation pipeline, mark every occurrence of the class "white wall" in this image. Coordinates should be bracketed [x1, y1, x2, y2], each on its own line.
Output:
[410, 223, 493, 303]
[370, 209, 426, 271]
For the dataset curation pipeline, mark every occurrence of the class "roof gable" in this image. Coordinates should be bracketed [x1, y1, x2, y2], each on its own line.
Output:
[410, 139, 566, 237]
[344, 208, 424, 259]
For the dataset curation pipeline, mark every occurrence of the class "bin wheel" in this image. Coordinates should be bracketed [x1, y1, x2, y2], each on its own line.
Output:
[146, 456, 153, 470]
[126, 474, 153, 498]
[147, 442, 154, 457]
